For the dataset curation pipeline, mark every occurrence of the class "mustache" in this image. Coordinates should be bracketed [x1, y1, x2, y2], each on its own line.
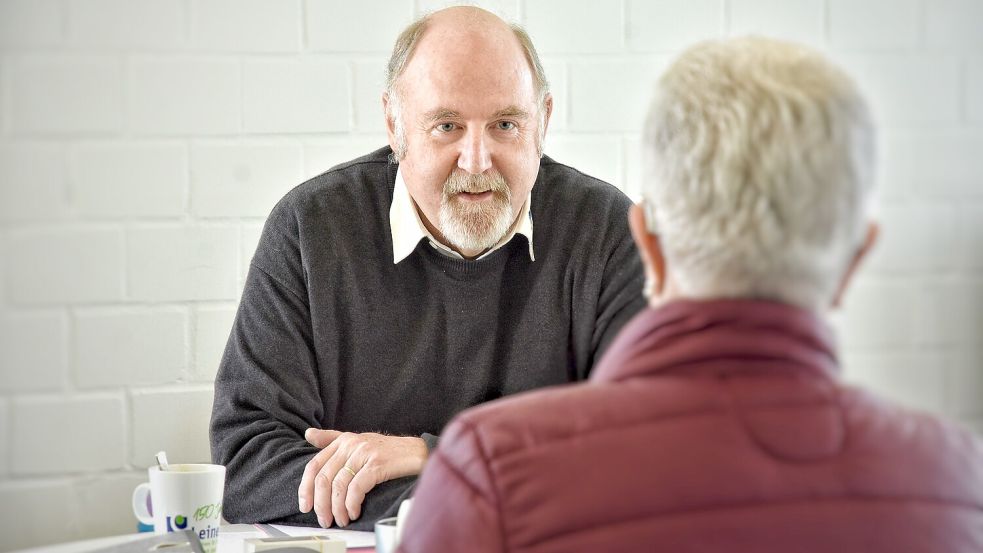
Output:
[443, 171, 510, 195]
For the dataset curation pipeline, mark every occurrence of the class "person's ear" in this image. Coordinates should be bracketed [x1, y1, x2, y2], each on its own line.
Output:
[831, 221, 879, 308]
[541, 93, 554, 136]
[628, 203, 667, 300]
[383, 93, 398, 150]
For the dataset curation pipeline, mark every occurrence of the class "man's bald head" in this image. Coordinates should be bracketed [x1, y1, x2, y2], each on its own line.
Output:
[384, 6, 550, 159]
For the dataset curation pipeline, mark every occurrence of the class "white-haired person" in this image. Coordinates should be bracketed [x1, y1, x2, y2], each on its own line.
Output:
[397, 37, 983, 552]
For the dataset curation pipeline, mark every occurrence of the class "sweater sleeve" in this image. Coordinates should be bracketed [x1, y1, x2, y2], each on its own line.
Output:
[591, 201, 647, 364]
[209, 201, 418, 529]
[397, 418, 505, 553]
[208, 204, 323, 524]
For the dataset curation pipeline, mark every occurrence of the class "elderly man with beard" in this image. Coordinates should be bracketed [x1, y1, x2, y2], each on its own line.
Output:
[209, 6, 645, 531]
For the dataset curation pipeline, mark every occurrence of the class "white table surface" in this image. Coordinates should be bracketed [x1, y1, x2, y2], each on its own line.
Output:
[14, 524, 376, 553]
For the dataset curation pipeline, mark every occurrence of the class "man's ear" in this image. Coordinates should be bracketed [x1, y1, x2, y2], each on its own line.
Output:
[383, 92, 398, 150]
[541, 93, 554, 136]
[831, 221, 879, 308]
[628, 203, 667, 298]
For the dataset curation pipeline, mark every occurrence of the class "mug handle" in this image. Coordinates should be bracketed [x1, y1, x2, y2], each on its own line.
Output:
[131, 482, 154, 525]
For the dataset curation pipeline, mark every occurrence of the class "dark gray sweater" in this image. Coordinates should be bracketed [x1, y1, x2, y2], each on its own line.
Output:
[209, 147, 645, 529]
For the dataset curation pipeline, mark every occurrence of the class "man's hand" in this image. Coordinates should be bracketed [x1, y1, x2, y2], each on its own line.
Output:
[298, 429, 428, 528]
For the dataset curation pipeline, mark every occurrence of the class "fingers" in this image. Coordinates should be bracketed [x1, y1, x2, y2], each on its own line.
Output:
[305, 428, 342, 449]
[345, 467, 378, 523]
[299, 432, 424, 528]
[331, 453, 366, 527]
[314, 438, 356, 527]
[298, 438, 340, 514]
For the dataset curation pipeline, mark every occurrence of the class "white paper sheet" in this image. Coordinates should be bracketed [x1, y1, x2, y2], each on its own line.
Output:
[269, 524, 376, 548]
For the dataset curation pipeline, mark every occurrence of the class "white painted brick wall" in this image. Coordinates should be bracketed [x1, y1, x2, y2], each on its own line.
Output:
[127, 226, 239, 301]
[194, 306, 236, 382]
[418, 0, 520, 20]
[67, 0, 185, 49]
[569, 58, 670, 132]
[948, 348, 983, 418]
[303, 137, 390, 179]
[922, 280, 983, 346]
[130, 387, 214, 467]
[129, 58, 241, 135]
[2, 0, 982, 549]
[353, 59, 388, 133]
[0, 399, 8, 478]
[525, 0, 623, 53]
[841, 350, 948, 414]
[627, 0, 724, 52]
[0, 481, 78, 551]
[959, 206, 983, 270]
[0, 143, 69, 223]
[9, 55, 124, 134]
[539, 59, 567, 131]
[243, 59, 350, 133]
[190, 0, 302, 53]
[0, 312, 66, 392]
[907, 130, 983, 198]
[835, 54, 961, 127]
[11, 396, 126, 474]
[306, 0, 415, 52]
[925, 0, 983, 50]
[191, 142, 302, 217]
[970, 58, 983, 124]
[828, 0, 919, 50]
[70, 142, 188, 218]
[864, 204, 958, 273]
[76, 473, 148, 538]
[729, 0, 826, 46]
[545, 135, 622, 189]
[0, 0, 62, 48]
[6, 229, 125, 305]
[74, 309, 188, 389]
[832, 279, 921, 349]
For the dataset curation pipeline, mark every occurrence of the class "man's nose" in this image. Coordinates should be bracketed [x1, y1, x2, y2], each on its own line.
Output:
[458, 128, 493, 175]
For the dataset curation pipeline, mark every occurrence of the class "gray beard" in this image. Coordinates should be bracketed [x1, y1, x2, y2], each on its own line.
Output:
[438, 172, 514, 254]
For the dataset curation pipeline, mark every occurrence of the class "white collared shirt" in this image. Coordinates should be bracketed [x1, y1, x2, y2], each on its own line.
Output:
[390, 167, 535, 264]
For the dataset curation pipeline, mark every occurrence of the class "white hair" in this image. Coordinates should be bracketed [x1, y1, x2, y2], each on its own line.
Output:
[642, 36, 876, 310]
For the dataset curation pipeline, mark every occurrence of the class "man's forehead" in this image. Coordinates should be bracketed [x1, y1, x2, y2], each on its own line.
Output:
[400, 52, 538, 112]
[419, 105, 532, 122]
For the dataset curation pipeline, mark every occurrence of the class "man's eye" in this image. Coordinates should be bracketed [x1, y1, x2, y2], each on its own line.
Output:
[497, 121, 516, 131]
[436, 123, 456, 132]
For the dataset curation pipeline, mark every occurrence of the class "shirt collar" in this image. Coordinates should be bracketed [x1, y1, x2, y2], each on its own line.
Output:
[390, 167, 535, 264]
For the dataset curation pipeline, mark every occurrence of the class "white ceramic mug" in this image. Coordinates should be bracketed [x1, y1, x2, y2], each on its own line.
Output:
[132, 464, 226, 553]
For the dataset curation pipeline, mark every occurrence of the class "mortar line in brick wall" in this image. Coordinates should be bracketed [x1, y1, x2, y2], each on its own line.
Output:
[186, 303, 197, 384]
[822, 0, 831, 46]
[0, 398, 9, 479]
[958, 58, 969, 125]
[300, 0, 309, 51]
[238, 57, 245, 136]
[183, 139, 192, 219]
[0, 58, 8, 138]
[722, 0, 732, 35]
[64, 307, 77, 393]
[123, 388, 135, 470]
[621, 0, 630, 50]
[121, 53, 133, 142]
[348, 61, 357, 131]
[915, 0, 927, 49]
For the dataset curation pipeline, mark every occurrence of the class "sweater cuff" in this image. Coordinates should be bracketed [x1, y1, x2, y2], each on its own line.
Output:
[421, 432, 440, 453]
